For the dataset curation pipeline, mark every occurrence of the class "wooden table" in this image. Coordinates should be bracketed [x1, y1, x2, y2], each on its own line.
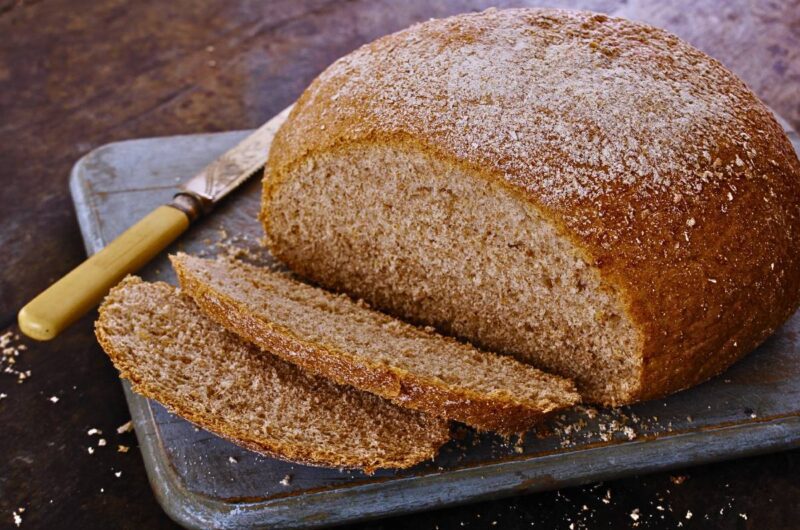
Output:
[1, 1, 798, 528]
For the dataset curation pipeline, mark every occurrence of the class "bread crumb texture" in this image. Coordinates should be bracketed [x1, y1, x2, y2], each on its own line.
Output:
[173, 253, 580, 433]
[264, 7, 800, 404]
[95, 277, 450, 473]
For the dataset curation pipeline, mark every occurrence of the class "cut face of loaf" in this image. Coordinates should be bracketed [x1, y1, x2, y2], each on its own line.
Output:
[172, 253, 580, 433]
[95, 277, 450, 472]
[263, 146, 639, 404]
[262, 8, 800, 405]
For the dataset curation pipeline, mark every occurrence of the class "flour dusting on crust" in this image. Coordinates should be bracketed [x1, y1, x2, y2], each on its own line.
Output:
[291, 8, 775, 206]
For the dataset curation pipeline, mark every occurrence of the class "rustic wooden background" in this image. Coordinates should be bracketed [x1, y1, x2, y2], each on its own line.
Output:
[1, 0, 798, 528]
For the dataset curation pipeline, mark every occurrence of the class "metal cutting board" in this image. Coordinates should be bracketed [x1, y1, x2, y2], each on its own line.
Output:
[69, 117, 800, 529]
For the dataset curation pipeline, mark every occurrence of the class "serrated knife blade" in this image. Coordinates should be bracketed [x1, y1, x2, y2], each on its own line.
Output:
[177, 105, 292, 214]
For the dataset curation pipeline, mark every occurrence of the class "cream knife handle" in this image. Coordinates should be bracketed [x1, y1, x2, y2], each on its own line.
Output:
[18, 205, 191, 341]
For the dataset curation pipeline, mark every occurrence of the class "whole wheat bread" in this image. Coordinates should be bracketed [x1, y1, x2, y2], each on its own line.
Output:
[262, 8, 800, 405]
[95, 276, 450, 472]
[172, 253, 580, 433]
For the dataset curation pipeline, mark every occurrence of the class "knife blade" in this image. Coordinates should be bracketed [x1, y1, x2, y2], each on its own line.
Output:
[18, 106, 292, 341]
[177, 106, 291, 215]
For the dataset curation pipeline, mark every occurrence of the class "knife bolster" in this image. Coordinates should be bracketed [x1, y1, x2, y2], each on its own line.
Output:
[171, 192, 206, 221]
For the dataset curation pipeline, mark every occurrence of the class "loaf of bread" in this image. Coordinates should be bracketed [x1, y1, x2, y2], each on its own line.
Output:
[261, 8, 800, 405]
[95, 277, 449, 472]
[172, 253, 580, 433]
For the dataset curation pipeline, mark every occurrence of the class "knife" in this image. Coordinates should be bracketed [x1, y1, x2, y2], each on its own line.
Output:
[18, 106, 292, 341]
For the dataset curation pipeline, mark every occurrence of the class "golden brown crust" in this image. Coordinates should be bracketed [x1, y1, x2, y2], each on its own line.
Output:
[262, 8, 800, 403]
[95, 277, 450, 473]
[173, 255, 578, 433]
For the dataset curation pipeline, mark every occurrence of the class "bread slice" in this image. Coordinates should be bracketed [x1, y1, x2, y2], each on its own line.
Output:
[95, 276, 450, 472]
[172, 253, 580, 433]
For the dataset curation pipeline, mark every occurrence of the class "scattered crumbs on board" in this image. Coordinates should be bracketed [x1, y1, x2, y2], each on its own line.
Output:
[280, 474, 292, 486]
[548, 405, 669, 448]
[211, 229, 276, 265]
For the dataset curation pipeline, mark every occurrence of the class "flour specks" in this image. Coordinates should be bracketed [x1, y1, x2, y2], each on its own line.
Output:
[306, 8, 760, 204]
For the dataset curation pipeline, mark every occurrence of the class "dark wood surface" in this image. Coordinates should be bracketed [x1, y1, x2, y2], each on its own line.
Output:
[1, 0, 798, 528]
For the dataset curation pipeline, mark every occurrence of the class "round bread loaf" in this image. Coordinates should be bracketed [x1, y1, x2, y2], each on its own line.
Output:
[261, 8, 800, 405]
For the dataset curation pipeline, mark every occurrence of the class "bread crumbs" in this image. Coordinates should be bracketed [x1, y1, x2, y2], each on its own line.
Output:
[117, 420, 133, 434]
[2, 332, 30, 387]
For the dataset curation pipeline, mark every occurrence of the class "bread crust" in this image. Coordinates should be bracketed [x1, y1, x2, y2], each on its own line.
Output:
[262, 8, 800, 403]
[96, 277, 450, 473]
[173, 255, 580, 434]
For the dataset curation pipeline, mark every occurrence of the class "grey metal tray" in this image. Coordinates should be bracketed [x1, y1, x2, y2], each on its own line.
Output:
[70, 120, 800, 529]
